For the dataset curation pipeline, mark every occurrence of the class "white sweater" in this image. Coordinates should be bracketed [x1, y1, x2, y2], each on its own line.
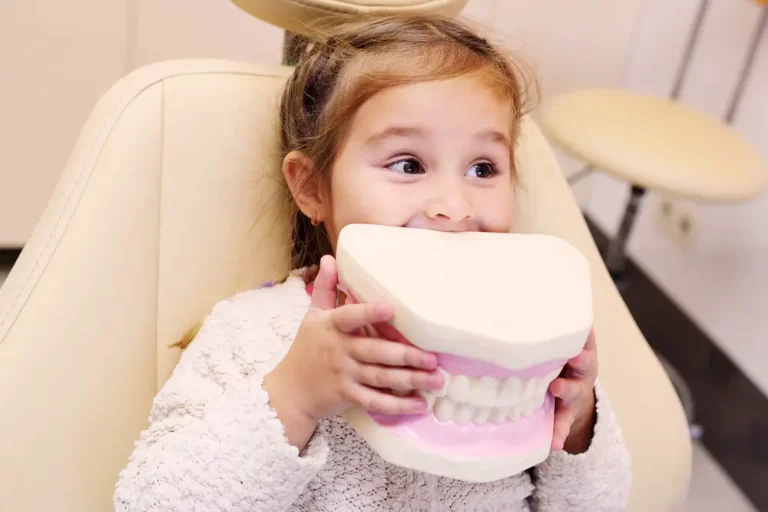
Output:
[114, 274, 631, 511]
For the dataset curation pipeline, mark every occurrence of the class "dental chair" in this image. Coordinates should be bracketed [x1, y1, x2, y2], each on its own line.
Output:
[0, 2, 691, 511]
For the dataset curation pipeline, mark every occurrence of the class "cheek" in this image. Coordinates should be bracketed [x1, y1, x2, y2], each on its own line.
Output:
[330, 169, 376, 219]
[327, 164, 405, 237]
[478, 187, 515, 232]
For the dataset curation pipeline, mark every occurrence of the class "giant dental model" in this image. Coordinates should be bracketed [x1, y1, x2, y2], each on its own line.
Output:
[335, 224, 593, 482]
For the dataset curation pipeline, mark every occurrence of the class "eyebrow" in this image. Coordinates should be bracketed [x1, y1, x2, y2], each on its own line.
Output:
[365, 126, 511, 151]
[477, 129, 512, 151]
[364, 126, 427, 146]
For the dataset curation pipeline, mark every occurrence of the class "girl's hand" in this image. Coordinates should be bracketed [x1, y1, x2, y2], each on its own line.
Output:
[548, 329, 598, 454]
[264, 255, 444, 450]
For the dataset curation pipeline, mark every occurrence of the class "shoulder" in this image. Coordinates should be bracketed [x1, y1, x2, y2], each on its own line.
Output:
[207, 272, 312, 328]
[203, 272, 311, 346]
[178, 273, 312, 374]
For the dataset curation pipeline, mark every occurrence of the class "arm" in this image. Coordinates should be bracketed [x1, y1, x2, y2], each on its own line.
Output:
[114, 288, 328, 512]
[530, 381, 631, 512]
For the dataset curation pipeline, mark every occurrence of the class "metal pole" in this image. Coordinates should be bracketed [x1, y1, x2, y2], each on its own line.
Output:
[567, 165, 594, 185]
[605, 185, 647, 283]
[670, 0, 711, 100]
[724, 4, 768, 123]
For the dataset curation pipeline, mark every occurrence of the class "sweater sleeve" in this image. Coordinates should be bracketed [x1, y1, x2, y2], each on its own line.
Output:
[529, 380, 631, 512]
[114, 285, 328, 512]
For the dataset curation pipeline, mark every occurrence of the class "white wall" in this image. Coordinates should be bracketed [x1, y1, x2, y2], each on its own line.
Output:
[0, 1, 131, 246]
[130, 0, 283, 69]
[585, 0, 768, 394]
[0, 0, 283, 247]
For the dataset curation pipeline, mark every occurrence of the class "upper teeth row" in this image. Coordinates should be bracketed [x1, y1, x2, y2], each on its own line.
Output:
[420, 368, 562, 411]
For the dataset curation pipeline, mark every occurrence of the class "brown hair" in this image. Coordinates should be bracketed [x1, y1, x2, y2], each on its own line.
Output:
[280, 13, 535, 269]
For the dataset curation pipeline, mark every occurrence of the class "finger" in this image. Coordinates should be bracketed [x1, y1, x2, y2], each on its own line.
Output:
[567, 348, 597, 376]
[359, 323, 379, 340]
[347, 337, 438, 370]
[341, 289, 359, 305]
[348, 385, 429, 415]
[549, 378, 585, 403]
[585, 328, 596, 349]
[310, 255, 339, 310]
[551, 401, 576, 451]
[356, 364, 444, 392]
[332, 302, 393, 334]
[374, 322, 411, 344]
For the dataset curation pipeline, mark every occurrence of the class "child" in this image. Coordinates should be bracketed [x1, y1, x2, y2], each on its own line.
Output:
[115, 14, 630, 511]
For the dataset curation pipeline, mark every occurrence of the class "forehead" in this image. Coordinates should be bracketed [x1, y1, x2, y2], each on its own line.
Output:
[346, 76, 514, 142]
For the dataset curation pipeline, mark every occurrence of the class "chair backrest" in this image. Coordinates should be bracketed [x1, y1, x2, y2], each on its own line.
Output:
[0, 59, 690, 511]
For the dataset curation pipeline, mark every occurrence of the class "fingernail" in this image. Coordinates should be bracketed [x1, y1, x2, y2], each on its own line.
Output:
[409, 398, 428, 412]
[421, 354, 438, 369]
[427, 371, 444, 389]
[375, 303, 392, 319]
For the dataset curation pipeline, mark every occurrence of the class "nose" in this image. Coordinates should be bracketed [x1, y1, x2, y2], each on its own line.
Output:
[423, 180, 474, 230]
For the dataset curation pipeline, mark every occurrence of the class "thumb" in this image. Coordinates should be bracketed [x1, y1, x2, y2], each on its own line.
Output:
[310, 255, 339, 310]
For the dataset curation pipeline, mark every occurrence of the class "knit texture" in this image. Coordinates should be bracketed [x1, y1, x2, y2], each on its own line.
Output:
[114, 274, 631, 511]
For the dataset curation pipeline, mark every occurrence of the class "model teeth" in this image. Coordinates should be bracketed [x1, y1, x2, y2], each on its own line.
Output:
[447, 375, 472, 402]
[421, 368, 561, 425]
[490, 407, 509, 424]
[434, 397, 455, 422]
[454, 403, 475, 425]
[473, 377, 500, 407]
[497, 377, 519, 407]
[473, 406, 492, 423]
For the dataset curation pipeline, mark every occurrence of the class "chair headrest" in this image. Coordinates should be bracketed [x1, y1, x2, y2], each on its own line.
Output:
[232, 0, 468, 35]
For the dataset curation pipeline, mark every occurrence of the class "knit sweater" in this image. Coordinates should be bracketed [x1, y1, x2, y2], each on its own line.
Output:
[114, 273, 631, 511]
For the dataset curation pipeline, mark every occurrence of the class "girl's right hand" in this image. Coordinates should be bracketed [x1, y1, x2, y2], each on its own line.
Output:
[264, 255, 445, 450]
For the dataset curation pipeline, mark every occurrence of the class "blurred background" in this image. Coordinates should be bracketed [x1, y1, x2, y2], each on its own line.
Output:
[1, 1, 766, 510]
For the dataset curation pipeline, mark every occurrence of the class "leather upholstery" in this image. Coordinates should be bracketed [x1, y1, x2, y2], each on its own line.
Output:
[0, 59, 691, 511]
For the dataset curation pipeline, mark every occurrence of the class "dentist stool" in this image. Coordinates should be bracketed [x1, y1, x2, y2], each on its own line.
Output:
[541, 0, 768, 283]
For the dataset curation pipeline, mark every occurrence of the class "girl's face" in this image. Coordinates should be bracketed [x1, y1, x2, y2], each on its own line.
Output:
[292, 76, 517, 250]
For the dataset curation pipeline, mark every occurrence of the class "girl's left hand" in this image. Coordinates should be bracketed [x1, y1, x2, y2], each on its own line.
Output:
[548, 329, 598, 454]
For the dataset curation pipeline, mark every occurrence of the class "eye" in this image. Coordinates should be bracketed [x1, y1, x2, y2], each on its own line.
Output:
[465, 162, 499, 178]
[387, 158, 425, 175]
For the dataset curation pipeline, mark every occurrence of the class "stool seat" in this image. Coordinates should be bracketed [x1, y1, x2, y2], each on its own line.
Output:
[232, 0, 468, 35]
[542, 89, 768, 201]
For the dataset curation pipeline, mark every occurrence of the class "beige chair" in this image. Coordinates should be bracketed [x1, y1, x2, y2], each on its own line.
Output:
[0, 3, 691, 511]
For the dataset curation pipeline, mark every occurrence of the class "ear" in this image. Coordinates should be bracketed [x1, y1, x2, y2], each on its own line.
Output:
[282, 151, 329, 223]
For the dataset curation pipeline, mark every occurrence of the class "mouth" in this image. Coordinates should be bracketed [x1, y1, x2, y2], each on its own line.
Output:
[421, 360, 562, 424]
[376, 322, 563, 426]
[335, 224, 592, 482]
[343, 343, 565, 482]
[342, 334, 570, 482]
[363, 323, 563, 462]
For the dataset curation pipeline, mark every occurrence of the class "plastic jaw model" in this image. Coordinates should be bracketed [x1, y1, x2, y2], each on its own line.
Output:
[335, 224, 593, 483]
